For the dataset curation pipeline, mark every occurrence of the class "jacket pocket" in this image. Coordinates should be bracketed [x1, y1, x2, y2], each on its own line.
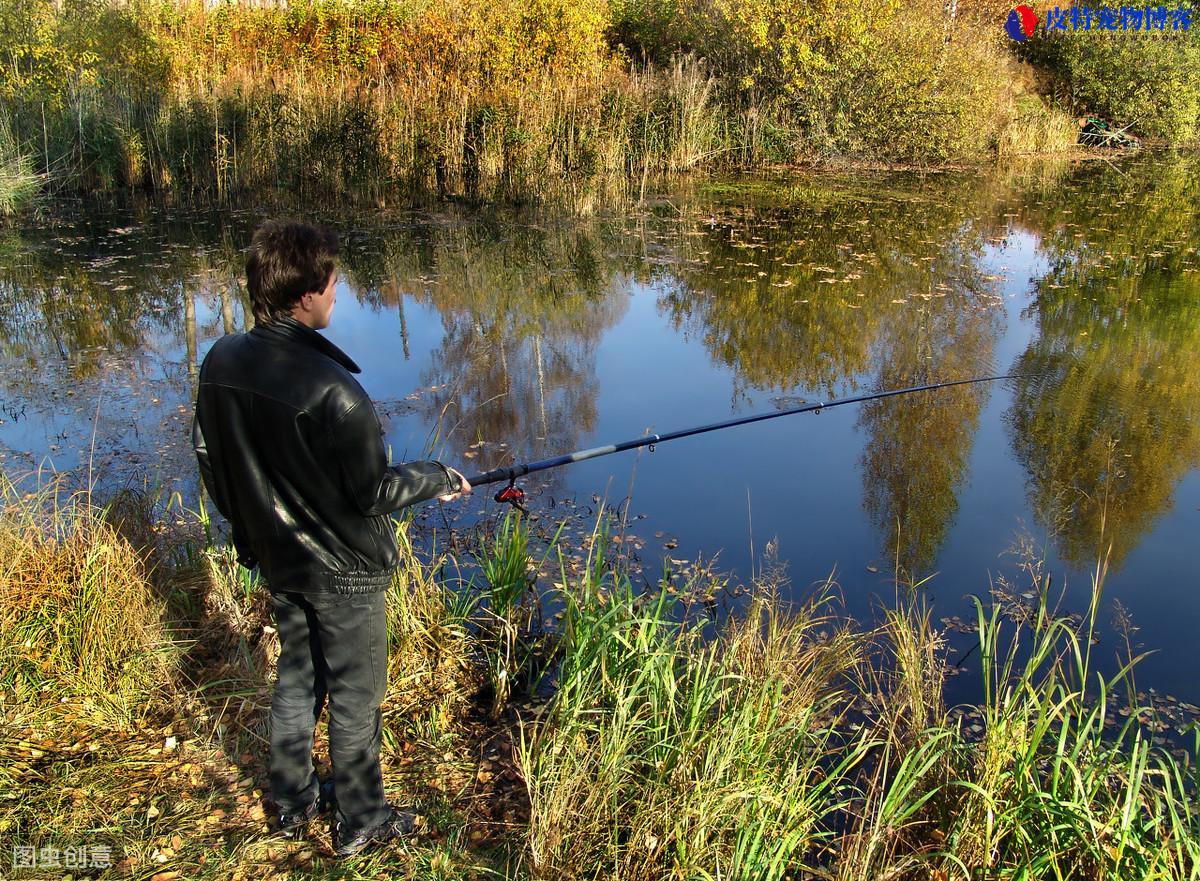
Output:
[370, 514, 399, 563]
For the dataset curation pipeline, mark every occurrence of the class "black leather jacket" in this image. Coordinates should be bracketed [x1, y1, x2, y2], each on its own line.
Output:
[192, 316, 460, 595]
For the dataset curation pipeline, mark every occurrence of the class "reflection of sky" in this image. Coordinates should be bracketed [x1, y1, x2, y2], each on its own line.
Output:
[0, 183, 1198, 708]
[585, 276, 874, 587]
[984, 231, 1046, 368]
[322, 288, 445, 461]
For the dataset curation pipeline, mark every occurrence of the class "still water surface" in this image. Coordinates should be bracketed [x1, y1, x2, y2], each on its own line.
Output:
[1, 156, 1197, 704]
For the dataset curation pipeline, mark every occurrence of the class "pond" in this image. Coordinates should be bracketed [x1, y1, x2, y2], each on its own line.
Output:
[1, 154, 1198, 711]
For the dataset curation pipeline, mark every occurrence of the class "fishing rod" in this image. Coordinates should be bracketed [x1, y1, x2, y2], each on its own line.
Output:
[464, 374, 1015, 509]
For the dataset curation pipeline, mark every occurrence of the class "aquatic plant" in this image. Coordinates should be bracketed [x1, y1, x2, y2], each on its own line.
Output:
[0, 115, 40, 215]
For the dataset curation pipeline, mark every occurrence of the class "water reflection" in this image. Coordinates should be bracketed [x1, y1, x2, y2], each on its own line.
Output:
[656, 174, 1012, 397]
[1005, 160, 1200, 568]
[655, 175, 1010, 573]
[342, 219, 629, 471]
[859, 295, 1000, 580]
[0, 156, 1197, 586]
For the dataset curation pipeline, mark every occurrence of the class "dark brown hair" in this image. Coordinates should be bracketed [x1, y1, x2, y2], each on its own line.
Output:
[245, 220, 340, 324]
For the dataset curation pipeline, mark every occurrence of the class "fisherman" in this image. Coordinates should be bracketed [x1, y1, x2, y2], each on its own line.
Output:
[191, 219, 471, 858]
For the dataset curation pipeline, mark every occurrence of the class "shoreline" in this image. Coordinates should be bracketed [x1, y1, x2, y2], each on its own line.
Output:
[2, 475, 1197, 878]
[2, 145, 1159, 220]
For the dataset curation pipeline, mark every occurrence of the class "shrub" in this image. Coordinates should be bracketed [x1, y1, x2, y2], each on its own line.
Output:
[1023, 24, 1200, 143]
[670, 0, 1013, 160]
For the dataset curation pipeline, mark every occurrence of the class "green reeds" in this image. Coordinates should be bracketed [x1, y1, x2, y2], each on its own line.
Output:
[518, 522, 1199, 879]
[472, 510, 561, 718]
[931, 553, 1200, 879]
[519, 533, 871, 879]
[0, 115, 41, 215]
[844, 548, 1200, 880]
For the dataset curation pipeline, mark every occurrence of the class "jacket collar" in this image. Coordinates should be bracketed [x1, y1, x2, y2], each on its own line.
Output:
[250, 316, 362, 374]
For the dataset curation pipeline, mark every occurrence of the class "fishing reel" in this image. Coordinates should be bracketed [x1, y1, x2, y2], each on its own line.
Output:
[494, 479, 527, 513]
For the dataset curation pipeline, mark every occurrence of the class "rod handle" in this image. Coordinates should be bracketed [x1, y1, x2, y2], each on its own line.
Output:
[462, 464, 529, 487]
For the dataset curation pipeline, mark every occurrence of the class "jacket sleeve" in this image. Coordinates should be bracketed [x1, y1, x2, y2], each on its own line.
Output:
[193, 410, 257, 568]
[333, 397, 460, 516]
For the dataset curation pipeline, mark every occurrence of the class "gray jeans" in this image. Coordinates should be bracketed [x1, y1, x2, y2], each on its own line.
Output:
[268, 589, 391, 832]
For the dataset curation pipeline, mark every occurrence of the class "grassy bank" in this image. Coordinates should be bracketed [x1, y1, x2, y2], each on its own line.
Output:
[2, 474, 1197, 879]
[4, 0, 1195, 208]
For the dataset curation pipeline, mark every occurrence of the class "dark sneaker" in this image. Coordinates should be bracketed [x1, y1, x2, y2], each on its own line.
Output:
[276, 800, 318, 838]
[331, 806, 417, 858]
[275, 780, 337, 839]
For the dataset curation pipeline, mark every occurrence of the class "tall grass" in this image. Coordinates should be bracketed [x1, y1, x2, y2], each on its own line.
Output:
[996, 95, 1079, 157]
[385, 517, 477, 723]
[0, 115, 41, 215]
[1, 474, 496, 877]
[7, 0, 1194, 211]
[0, 0, 1090, 206]
[519, 537, 871, 879]
[830, 550, 1200, 879]
[0, 472, 171, 722]
[518, 525, 1200, 878]
[0, 0, 738, 203]
[0, 469, 1195, 877]
[930, 553, 1200, 878]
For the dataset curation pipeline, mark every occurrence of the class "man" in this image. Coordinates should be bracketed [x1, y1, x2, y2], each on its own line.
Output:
[192, 219, 470, 858]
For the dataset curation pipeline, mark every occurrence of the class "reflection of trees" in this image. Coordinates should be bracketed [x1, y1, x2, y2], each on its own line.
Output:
[0, 215, 249, 377]
[656, 174, 1010, 398]
[0, 210, 630, 481]
[0, 251, 175, 373]
[0, 214, 252, 490]
[858, 252, 1000, 579]
[340, 216, 630, 468]
[1006, 156, 1200, 568]
[654, 175, 1008, 572]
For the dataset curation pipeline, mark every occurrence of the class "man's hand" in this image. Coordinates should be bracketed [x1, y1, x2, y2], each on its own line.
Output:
[437, 468, 472, 502]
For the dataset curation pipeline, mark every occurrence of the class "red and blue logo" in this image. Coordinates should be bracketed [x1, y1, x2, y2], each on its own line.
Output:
[1006, 4, 1040, 39]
